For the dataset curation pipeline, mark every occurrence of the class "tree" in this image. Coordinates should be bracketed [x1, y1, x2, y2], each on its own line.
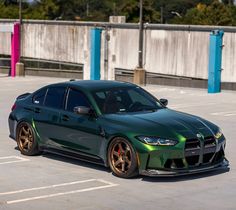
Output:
[0, 3, 18, 19]
[116, 0, 160, 23]
[222, 0, 234, 5]
[228, 4, 236, 25]
[0, 0, 236, 25]
[0, 0, 58, 20]
[173, 1, 233, 25]
[29, 0, 59, 20]
[55, 0, 113, 21]
[54, 0, 160, 22]
[3, 0, 17, 6]
[154, 0, 214, 23]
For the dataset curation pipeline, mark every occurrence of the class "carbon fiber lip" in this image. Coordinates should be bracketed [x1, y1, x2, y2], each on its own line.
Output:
[140, 158, 229, 177]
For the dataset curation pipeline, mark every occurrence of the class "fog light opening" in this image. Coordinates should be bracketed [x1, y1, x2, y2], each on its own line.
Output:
[171, 160, 177, 169]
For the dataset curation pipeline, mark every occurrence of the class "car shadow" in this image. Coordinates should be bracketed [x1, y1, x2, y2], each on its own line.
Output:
[39, 151, 231, 181]
[14, 146, 109, 173]
[41, 151, 110, 173]
[14, 146, 230, 181]
[140, 168, 230, 182]
[14, 146, 20, 151]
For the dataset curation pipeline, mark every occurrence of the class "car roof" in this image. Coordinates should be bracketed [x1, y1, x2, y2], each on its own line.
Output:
[63, 80, 137, 91]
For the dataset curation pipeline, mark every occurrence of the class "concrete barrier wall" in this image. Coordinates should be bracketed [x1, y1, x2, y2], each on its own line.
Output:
[222, 33, 236, 83]
[107, 27, 236, 83]
[0, 22, 12, 55]
[21, 23, 93, 79]
[0, 20, 236, 83]
[107, 28, 139, 80]
[145, 30, 209, 79]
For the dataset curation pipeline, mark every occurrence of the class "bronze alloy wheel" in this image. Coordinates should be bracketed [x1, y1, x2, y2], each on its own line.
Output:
[108, 137, 138, 178]
[17, 122, 39, 156]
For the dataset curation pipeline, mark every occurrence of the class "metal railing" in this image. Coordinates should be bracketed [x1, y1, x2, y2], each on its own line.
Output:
[1, 19, 236, 32]
[0, 56, 83, 74]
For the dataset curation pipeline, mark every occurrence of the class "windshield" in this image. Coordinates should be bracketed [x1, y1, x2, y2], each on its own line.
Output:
[93, 86, 163, 114]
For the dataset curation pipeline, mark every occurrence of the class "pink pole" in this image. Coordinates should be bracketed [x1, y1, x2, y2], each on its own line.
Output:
[11, 23, 20, 77]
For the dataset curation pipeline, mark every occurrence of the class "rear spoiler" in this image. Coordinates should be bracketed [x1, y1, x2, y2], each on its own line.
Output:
[16, 93, 31, 100]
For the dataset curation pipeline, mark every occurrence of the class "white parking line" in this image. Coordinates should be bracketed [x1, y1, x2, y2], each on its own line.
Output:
[0, 156, 30, 165]
[211, 111, 236, 117]
[0, 179, 118, 205]
[0, 179, 97, 196]
[170, 102, 217, 109]
[224, 113, 236, 117]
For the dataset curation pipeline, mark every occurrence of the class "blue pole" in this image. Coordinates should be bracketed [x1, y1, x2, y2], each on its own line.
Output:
[90, 28, 102, 80]
[208, 30, 224, 93]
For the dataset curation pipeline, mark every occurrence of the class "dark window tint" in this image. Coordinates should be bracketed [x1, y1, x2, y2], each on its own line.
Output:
[33, 88, 47, 105]
[128, 89, 154, 107]
[93, 87, 162, 114]
[66, 89, 90, 112]
[44, 87, 66, 109]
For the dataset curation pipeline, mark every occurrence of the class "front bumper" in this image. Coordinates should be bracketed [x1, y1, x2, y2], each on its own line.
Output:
[8, 116, 17, 140]
[135, 134, 228, 176]
[140, 158, 229, 177]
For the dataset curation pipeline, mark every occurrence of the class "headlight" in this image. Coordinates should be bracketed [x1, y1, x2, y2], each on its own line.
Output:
[136, 136, 178, 146]
[215, 129, 223, 139]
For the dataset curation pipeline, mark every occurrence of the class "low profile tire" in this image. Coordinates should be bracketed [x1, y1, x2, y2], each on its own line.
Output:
[108, 137, 138, 178]
[16, 122, 40, 156]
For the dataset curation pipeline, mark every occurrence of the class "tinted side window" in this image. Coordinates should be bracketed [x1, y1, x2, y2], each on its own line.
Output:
[66, 89, 90, 112]
[44, 87, 66, 109]
[33, 88, 47, 105]
[128, 89, 154, 107]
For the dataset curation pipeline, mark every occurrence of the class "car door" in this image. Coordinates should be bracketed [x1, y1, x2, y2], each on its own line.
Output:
[57, 87, 103, 159]
[32, 85, 67, 146]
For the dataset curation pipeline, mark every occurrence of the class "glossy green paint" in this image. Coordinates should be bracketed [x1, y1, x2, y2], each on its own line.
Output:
[8, 80, 227, 175]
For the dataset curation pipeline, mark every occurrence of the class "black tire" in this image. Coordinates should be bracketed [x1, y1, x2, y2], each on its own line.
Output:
[108, 137, 138, 178]
[16, 122, 40, 156]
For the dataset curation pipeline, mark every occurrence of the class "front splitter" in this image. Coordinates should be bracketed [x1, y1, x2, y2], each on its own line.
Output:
[140, 158, 229, 177]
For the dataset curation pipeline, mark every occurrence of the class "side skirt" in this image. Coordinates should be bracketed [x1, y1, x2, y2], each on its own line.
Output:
[41, 146, 106, 166]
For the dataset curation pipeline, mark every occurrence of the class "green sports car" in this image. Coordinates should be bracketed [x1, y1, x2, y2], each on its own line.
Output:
[8, 80, 229, 178]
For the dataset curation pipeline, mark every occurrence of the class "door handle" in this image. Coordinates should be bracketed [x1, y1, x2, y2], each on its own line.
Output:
[61, 115, 69, 121]
[34, 108, 41, 113]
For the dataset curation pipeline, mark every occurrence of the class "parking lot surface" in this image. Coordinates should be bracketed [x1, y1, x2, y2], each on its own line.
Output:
[0, 74, 235, 210]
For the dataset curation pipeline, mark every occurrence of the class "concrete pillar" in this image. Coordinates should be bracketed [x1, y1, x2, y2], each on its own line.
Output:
[11, 23, 20, 77]
[208, 30, 224, 93]
[16, 62, 24, 76]
[133, 67, 146, 85]
[90, 28, 102, 80]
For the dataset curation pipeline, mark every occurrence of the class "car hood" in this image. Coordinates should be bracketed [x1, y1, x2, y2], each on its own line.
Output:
[101, 108, 218, 139]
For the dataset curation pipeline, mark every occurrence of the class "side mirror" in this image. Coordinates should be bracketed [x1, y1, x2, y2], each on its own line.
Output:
[160, 98, 168, 107]
[74, 106, 91, 115]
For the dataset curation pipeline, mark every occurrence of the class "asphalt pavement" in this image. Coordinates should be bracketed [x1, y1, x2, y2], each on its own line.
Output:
[0, 74, 235, 210]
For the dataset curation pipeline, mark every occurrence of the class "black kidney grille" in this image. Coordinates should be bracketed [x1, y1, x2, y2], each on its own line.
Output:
[204, 136, 216, 147]
[185, 138, 200, 149]
[185, 139, 200, 166]
[185, 155, 199, 166]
